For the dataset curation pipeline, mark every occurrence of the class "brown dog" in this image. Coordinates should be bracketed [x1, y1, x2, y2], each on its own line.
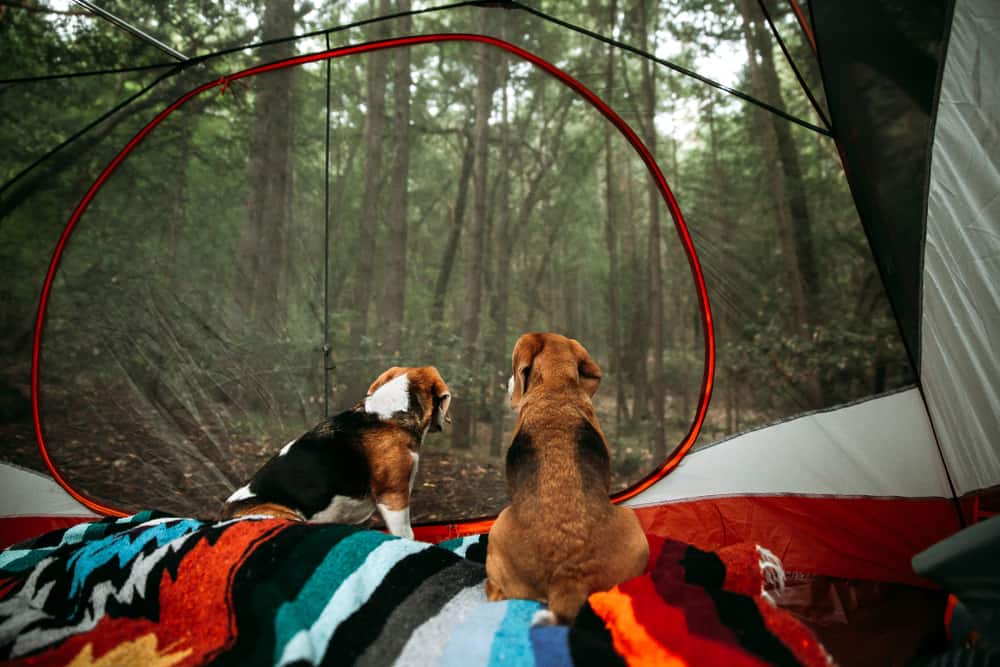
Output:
[485, 333, 649, 624]
[221, 366, 451, 539]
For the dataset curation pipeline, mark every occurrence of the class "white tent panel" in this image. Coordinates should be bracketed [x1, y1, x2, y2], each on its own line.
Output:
[921, 0, 1000, 496]
[0, 463, 98, 517]
[626, 388, 952, 507]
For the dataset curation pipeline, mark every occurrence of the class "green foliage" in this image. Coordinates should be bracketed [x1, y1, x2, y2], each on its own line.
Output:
[0, 1, 913, 514]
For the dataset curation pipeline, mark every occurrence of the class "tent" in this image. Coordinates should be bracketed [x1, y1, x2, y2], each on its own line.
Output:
[1, 0, 997, 663]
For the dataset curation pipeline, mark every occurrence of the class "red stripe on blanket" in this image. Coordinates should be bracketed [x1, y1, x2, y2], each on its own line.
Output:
[754, 596, 834, 667]
[0, 516, 95, 549]
[633, 495, 960, 586]
[3, 520, 288, 667]
[590, 577, 772, 667]
[0, 577, 18, 599]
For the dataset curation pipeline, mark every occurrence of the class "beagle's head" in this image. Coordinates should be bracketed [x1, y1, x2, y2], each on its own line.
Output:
[508, 333, 602, 409]
[365, 366, 452, 434]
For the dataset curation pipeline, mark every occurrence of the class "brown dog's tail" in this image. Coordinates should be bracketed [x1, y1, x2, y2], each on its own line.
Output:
[547, 577, 592, 625]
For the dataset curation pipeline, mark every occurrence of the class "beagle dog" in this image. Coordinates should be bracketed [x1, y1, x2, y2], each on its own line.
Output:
[485, 333, 649, 624]
[221, 366, 451, 540]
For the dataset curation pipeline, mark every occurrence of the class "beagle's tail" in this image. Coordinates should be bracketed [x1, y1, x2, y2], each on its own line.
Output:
[546, 579, 592, 625]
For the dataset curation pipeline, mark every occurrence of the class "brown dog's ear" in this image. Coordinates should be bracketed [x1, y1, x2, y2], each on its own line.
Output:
[510, 334, 544, 409]
[367, 367, 406, 396]
[571, 339, 602, 397]
[427, 368, 452, 432]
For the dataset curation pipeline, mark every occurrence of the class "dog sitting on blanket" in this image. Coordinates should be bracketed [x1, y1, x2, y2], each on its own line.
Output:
[485, 333, 649, 624]
[221, 366, 451, 540]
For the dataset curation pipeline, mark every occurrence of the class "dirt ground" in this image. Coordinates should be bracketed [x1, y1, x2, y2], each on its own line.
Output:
[1, 406, 654, 527]
[1, 414, 511, 523]
[1, 372, 646, 524]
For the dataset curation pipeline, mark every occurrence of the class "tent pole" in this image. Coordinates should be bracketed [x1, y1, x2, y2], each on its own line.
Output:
[70, 0, 189, 62]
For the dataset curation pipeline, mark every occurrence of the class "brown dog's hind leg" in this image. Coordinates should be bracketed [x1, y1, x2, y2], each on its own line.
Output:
[485, 577, 506, 602]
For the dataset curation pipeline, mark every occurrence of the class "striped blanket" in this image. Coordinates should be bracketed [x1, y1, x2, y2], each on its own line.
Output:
[0, 512, 833, 666]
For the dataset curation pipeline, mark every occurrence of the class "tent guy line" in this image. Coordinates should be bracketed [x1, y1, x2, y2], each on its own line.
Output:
[0, 1, 831, 211]
[0, 0, 830, 138]
[755, 0, 831, 132]
[69, 0, 190, 61]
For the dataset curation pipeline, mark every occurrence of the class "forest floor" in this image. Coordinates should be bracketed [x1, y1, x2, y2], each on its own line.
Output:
[1, 406, 648, 526]
[0, 414, 510, 523]
[1, 372, 645, 525]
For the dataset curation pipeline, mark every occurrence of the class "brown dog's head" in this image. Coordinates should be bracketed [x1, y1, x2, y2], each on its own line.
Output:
[508, 333, 602, 409]
[365, 366, 452, 433]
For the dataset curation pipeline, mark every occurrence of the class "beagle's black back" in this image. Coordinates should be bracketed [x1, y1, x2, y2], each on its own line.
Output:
[226, 410, 380, 518]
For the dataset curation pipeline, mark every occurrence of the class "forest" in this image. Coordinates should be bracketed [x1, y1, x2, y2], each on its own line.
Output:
[0, 0, 912, 520]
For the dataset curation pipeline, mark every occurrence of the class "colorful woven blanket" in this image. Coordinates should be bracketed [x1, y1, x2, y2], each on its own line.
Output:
[0, 512, 833, 666]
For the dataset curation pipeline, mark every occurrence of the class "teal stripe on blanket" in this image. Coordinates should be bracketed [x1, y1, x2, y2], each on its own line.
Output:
[438, 535, 478, 556]
[0, 514, 160, 574]
[489, 600, 544, 667]
[274, 535, 430, 666]
[0, 548, 53, 572]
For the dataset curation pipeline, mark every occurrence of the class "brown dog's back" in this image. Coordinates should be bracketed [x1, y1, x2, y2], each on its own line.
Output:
[485, 333, 649, 623]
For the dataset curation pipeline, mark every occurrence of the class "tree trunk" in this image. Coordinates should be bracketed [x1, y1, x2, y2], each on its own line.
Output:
[603, 0, 625, 433]
[236, 0, 296, 333]
[705, 101, 740, 434]
[378, 0, 412, 353]
[431, 129, 474, 326]
[345, 0, 390, 396]
[738, 0, 824, 406]
[452, 34, 497, 449]
[489, 55, 512, 457]
[637, 0, 667, 459]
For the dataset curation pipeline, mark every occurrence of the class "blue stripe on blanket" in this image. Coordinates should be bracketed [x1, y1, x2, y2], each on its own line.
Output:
[530, 626, 574, 667]
[274, 534, 430, 666]
[64, 518, 204, 596]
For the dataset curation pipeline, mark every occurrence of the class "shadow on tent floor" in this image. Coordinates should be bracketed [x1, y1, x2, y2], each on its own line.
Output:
[782, 575, 947, 667]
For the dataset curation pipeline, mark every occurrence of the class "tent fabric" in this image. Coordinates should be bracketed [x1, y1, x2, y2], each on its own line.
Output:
[623, 388, 952, 501]
[619, 389, 960, 585]
[920, 0, 1000, 497]
[808, 0, 954, 368]
[0, 463, 96, 518]
[0, 464, 96, 550]
[0, 512, 832, 667]
[632, 496, 959, 587]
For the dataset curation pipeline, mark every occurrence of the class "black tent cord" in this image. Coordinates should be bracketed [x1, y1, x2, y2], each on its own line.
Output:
[507, 1, 831, 137]
[0, 61, 179, 85]
[756, 0, 831, 133]
[1, 0, 834, 212]
[0, 63, 184, 202]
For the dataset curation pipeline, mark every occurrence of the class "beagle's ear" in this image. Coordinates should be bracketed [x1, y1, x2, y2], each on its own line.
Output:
[367, 367, 406, 396]
[571, 339, 602, 397]
[510, 334, 544, 409]
[427, 368, 452, 432]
